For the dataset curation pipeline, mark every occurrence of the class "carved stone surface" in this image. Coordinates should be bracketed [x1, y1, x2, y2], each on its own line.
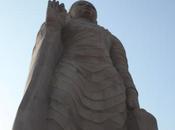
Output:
[13, 1, 158, 130]
[127, 109, 158, 130]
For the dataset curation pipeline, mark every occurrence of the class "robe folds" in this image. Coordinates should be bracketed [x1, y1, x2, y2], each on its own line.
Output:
[13, 18, 138, 130]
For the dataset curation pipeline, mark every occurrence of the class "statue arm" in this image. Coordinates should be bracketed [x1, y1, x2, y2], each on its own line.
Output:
[13, 20, 64, 130]
[13, 2, 66, 130]
[25, 0, 67, 92]
[110, 35, 139, 110]
[25, 22, 63, 92]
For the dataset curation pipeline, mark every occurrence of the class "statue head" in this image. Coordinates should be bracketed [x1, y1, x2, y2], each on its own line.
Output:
[69, 0, 97, 23]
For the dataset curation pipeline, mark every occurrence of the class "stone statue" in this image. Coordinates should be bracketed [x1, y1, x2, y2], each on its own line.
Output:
[13, 0, 158, 130]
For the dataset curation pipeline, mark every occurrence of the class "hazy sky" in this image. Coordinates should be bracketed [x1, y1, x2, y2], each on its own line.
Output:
[0, 0, 175, 130]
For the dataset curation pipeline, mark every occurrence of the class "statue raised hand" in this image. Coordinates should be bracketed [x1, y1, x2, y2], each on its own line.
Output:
[46, 0, 67, 28]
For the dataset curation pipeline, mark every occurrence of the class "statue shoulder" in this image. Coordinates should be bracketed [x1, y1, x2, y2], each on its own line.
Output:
[102, 29, 122, 45]
[105, 30, 125, 50]
[99, 27, 119, 41]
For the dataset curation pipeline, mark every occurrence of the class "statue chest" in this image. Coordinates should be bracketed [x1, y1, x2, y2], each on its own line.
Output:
[62, 19, 112, 54]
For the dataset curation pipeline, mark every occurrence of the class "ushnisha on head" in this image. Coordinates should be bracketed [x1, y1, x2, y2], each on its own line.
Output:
[69, 0, 97, 23]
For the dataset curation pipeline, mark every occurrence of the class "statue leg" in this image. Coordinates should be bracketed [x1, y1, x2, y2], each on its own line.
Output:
[48, 119, 63, 130]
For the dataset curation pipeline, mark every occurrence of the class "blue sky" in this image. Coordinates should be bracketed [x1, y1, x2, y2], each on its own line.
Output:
[0, 0, 175, 130]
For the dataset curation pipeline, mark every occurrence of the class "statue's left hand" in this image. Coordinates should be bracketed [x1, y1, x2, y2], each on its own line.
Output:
[126, 91, 140, 110]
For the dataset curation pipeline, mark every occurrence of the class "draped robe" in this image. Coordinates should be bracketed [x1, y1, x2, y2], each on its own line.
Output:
[13, 18, 138, 130]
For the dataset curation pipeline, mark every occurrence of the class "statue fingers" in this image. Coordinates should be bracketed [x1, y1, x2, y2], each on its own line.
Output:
[60, 3, 65, 8]
[48, 0, 57, 8]
[59, 3, 67, 13]
[48, 0, 52, 8]
[56, 1, 60, 8]
[52, 0, 57, 8]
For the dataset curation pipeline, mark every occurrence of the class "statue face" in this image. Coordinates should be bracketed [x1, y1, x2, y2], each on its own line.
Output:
[69, 1, 97, 23]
